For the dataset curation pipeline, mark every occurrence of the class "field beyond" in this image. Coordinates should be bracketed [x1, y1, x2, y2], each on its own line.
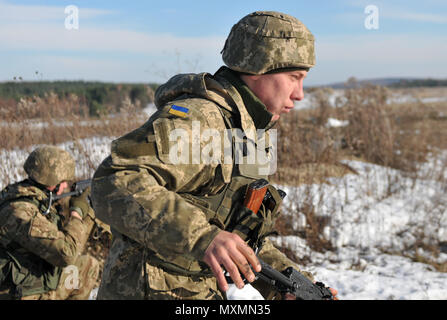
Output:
[1, 84, 446, 299]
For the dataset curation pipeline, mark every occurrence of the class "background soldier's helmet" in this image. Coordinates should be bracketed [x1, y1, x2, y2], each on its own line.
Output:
[221, 11, 316, 75]
[24, 146, 75, 187]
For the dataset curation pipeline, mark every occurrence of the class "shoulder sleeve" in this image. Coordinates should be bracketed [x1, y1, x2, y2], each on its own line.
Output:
[92, 98, 230, 263]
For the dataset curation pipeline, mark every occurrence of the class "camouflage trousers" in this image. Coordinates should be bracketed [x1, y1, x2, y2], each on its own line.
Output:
[97, 259, 225, 300]
[25, 255, 99, 300]
[0, 254, 99, 300]
[145, 286, 225, 300]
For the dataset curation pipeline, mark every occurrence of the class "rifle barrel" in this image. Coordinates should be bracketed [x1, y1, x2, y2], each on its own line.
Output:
[52, 179, 91, 201]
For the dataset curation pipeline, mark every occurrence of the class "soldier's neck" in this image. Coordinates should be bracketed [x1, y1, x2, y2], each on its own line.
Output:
[215, 66, 274, 130]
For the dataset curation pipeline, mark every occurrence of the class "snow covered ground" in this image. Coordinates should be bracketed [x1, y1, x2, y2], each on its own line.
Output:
[228, 250, 447, 300]
[1, 108, 446, 300]
[229, 154, 447, 300]
[0, 136, 115, 188]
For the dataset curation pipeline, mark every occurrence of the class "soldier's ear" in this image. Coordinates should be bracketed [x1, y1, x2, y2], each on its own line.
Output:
[241, 74, 261, 81]
[240, 74, 261, 89]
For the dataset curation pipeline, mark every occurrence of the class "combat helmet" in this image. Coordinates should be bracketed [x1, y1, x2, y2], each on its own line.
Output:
[24, 146, 75, 187]
[221, 11, 315, 75]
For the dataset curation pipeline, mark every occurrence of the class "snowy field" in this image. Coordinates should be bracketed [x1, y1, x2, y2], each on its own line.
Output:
[2, 135, 446, 300]
[1, 101, 446, 300]
[229, 154, 447, 300]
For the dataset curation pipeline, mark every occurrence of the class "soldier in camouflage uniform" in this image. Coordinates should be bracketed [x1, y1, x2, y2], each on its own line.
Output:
[0, 146, 99, 300]
[92, 11, 335, 299]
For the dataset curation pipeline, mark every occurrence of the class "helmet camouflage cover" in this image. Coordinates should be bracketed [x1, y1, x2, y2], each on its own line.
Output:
[221, 11, 316, 74]
[24, 146, 75, 187]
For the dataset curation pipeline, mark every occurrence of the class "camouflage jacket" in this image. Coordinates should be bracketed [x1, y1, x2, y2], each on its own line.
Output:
[0, 179, 93, 297]
[92, 68, 313, 299]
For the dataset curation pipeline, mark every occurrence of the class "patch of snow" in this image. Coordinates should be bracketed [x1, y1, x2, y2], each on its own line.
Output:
[2, 112, 446, 300]
[325, 118, 349, 128]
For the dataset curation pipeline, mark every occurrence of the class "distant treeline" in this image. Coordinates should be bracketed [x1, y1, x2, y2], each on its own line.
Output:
[389, 78, 447, 88]
[0, 81, 159, 116]
[309, 77, 447, 90]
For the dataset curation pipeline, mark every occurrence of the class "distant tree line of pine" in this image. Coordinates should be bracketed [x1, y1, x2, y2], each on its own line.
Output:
[0, 81, 159, 116]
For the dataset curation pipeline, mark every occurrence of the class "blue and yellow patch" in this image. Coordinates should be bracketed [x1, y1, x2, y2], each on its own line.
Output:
[168, 104, 189, 118]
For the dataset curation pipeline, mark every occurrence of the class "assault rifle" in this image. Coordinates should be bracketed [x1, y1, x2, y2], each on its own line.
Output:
[243, 179, 334, 300]
[54, 179, 92, 201]
[44, 179, 91, 215]
[44, 179, 110, 240]
[256, 258, 334, 300]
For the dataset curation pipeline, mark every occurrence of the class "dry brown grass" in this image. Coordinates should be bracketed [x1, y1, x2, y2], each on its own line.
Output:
[1, 85, 446, 269]
[274, 85, 447, 180]
[0, 93, 149, 284]
[392, 86, 447, 100]
[272, 84, 447, 257]
[0, 93, 147, 151]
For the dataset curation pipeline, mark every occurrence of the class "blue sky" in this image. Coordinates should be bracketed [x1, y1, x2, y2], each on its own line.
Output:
[0, 0, 446, 86]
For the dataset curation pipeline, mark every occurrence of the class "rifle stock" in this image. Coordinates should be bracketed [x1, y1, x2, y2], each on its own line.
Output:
[243, 179, 269, 214]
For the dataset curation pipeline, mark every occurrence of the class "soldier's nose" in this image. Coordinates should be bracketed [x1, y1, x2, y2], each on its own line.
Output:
[291, 86, 304, 101]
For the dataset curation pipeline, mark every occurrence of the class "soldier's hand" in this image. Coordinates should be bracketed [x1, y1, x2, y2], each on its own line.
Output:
[203, 230, 261, 292]
[329, 287, 339, 300]
[69, 186, 91, 220]
[70, 210, 83, 220]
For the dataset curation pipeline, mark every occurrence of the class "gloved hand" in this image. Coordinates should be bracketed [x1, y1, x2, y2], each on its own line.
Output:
[69, 186, 91, 219]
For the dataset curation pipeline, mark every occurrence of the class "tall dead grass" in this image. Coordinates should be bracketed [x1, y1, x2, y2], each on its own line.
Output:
[273, 84, 447, 265]
[0, 93, 149, 269]
[0, 93, 147, 151]
[1, 85, 446, 269]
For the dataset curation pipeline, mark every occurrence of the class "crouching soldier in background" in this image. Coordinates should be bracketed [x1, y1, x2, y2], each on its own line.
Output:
[0, 145, 99, 300]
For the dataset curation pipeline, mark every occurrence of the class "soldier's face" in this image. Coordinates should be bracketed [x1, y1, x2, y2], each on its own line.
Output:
[241, 70, 307, 121]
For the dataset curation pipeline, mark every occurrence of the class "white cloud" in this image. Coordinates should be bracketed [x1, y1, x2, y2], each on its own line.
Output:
[0, 0, 225, 83]
[0, 10, 226, 82]
[0, 22, 225, 54]
[303, 33, 447, 85]
[1, 0, 445, 85]
[0, 1, 225, 55]
[0, 1, 114, 22]
[384, 9, 447, 24]
[30, 55, 138, 82]
[342, 0, 447, 24]
[316, 34, 447, 63]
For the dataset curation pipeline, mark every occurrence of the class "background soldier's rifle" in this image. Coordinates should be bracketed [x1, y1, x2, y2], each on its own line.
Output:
[43, 179, 91, 215]
[53, 179, 92, 201]
[45, 179, 110, 240]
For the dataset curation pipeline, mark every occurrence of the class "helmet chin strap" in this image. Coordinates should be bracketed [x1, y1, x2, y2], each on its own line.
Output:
[43, 191, 53, 216]
[43, 183, 62, 216]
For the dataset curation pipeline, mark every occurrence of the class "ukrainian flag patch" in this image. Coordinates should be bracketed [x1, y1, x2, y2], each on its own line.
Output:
[168, 104, 189, 118]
